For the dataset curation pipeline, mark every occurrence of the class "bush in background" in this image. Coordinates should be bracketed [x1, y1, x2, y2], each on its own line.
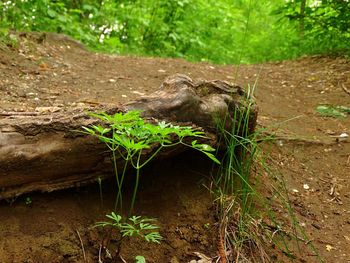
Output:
[0, 0, 348, 64]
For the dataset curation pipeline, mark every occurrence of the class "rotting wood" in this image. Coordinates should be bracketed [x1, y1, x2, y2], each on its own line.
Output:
[0, 74, 257, 200]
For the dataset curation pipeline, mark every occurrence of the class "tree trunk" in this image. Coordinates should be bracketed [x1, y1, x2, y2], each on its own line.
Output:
[0, 74, 257, 200]
[299, 0, 306, 38]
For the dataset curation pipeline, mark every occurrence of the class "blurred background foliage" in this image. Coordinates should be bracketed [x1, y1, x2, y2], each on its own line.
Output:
[0, 0, 349, 64]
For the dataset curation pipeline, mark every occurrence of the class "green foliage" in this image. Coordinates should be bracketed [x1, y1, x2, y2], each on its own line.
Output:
[96, 212, 162, 244]
[135, 255, 146, 263]
[316, 105, 350, 118]
[275, 0, 350, 55]
[95, 212, 161, 260]
[2, 0, 346, 64]
[215, 94, 257, 212]
[25, 197, 32, 205]
[214, 95, 266, 261]
[213, 92, 322, 261]
[81, 110, 219, 212]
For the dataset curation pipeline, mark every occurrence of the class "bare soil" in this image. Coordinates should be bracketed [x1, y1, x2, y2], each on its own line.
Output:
[0, 33, 349, 262]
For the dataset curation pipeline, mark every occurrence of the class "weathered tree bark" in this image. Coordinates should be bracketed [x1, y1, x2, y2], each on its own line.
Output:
[0, 74, 257, 200]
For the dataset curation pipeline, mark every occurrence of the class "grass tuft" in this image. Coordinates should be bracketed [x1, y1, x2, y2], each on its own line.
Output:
[212, 89, 323, 262]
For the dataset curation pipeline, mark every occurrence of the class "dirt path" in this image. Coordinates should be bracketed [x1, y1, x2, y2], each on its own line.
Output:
[0, 33, 349, 262]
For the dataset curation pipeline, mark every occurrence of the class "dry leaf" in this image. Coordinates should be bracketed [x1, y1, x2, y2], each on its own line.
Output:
[326, 244, 334, 251]
[189, 252, 212, 263]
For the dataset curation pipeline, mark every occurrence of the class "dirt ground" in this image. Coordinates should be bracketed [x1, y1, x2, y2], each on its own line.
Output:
[0, 33, 349, 262]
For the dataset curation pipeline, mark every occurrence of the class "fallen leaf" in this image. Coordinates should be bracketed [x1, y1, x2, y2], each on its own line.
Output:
[189, 252, 212, 263]
[39, 62, 49, 70]
[326, 244, 333, 251]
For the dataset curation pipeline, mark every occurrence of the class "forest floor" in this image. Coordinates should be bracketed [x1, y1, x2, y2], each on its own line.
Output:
[0, 33, 349, 263]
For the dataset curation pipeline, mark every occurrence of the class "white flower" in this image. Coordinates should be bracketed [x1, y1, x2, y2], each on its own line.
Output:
[99, 34, 105, 43]
[310, 0, 321, 8]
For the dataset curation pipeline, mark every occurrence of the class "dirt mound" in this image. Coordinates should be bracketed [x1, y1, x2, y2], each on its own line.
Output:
[0, 33, 349, 262]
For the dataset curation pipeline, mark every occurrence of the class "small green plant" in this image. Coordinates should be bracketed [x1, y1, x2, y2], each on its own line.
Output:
[96, 212, 162, 258]
[25, 197, 32, 205]
[316, 105, 350, 118]
[81, 110, 219, 213]
[213, 91, 322, 262]
[214, 94, 264, 261]
[135, 255, 146, 263]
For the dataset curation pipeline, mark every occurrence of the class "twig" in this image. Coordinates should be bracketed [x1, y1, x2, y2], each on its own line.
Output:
[98, 245, 103, 263]
[258, 132, 333, 145]
[341, 83, 350, 95]
[78, 100, 103, 105]
[76, 230, 87, 263]
[264, 222, 309, 244]
[218, 218, 228, 263]
[218, 235, 227, 263]
[0, 111, 39, 116]
[119, 255, 127, 263]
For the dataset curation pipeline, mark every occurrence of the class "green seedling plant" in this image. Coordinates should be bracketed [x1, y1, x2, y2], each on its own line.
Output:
[81, 110, 219, 261]
[25, 197, 32, 206]
[81, 110, 219, 212]
[316, 105, 350, 118]
[96, 212, 162, 258]
[135, 255, 146, 263]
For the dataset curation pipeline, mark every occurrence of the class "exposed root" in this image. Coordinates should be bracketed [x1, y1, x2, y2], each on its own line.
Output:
[218, 219, 227, 263]
[340, 83, 350, 95]
[76, 230, 87, 263]
[218, 197, 271, 263]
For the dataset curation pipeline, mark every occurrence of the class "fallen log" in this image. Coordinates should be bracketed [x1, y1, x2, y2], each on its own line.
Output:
[0, 74, 257, 200]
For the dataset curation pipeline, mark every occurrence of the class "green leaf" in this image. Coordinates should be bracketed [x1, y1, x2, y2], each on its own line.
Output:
[57, 14, 67, 23]
[135, 255, 146, 263]
[81, 126, 95, 135]
[192, 142, 215, 152]
[47, 9, 57, 18]
[201, 151, 220, 164]
[129, 215, 142, 224]
[144, 232, 162, 243]
[316, 105, 347, 118]
[92, 125, 110, 135]
[106, 212, 122, 223]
